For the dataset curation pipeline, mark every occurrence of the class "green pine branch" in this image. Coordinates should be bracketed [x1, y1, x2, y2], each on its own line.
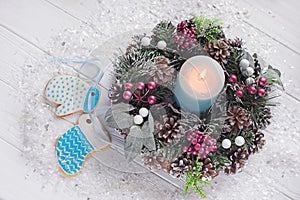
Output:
[194, 15, 223, 44]
[184, 158, 212, 198]
[209, 150, 231, 171]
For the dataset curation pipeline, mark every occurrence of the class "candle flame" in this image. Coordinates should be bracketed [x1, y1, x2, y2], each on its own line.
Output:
[198, 68, 207, 81]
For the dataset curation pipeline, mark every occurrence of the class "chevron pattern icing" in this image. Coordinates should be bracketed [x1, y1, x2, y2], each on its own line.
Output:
[56, 126, 95, 175]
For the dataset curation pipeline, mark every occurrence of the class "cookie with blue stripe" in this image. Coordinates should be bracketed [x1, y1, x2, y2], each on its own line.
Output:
[45, 75, 100, 117]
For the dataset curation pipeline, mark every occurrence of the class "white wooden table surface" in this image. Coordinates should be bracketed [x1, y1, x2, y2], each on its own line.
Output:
[0, 0, 299, 199]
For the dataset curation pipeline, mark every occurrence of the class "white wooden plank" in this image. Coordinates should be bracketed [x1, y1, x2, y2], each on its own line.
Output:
[0, 140, 75, 200]
[0, 83, 23, 149]
[0, 4, 48, 154]
[44, 0, 100, 23]
[262, 41, 300, 100]
[0, 23, 46, 149]
[238, 0, 300, 54]
[0, 0, 80, 50]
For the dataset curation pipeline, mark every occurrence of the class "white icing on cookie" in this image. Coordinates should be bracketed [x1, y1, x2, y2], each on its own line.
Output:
[45, 75, 99, 116]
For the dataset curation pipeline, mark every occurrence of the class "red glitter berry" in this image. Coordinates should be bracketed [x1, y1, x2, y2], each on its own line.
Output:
[174, 19, 197, 50]
[257, 88, 266, 97]
[147, 95, 156, 105]
[235, 89, 244, 98]
[248, 86, 257, 95]
[228, 74, 237, 83]
[183, 130, 217, 159]
[258, 77, 267, 86]
[137, 82, 145, 91]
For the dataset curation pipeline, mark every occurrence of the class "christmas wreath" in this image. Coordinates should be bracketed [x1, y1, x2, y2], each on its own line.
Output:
[104, 16, 283, 198]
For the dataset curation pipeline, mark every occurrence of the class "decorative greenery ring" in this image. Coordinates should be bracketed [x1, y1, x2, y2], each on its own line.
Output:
[104, 16, 283, 198]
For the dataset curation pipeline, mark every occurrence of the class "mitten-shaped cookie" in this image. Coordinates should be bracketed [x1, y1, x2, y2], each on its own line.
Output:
[55, 114, 110, 176]
[45, 75, 100, 117]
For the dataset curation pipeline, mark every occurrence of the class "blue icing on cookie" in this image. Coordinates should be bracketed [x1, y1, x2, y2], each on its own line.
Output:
[83, 87, 100, 112]
[56, 126, 95, 176]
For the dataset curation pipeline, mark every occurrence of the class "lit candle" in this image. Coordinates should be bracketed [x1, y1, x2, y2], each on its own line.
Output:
[174, 56, 225, 114]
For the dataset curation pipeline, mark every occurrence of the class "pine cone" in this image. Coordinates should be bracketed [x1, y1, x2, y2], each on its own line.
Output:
[108, 83, 123, 103]
[228, 37, 243, 51]
[224, 148, 250, 174]
[204, 39, 230, 68]
[143, 152, 171, 172]
[201, 158, 218, 180]
[225, 106, 251, 134]
[125, 35, 142, 55]
[170, 155, 192, 178]
[248, 131, 265, 154]
[155, 114, 183, 144]
[253, 56, 262, 77]
[149, 56, 175, 85]
[256, 107, 272, 129]
[117, 128, 130, 136]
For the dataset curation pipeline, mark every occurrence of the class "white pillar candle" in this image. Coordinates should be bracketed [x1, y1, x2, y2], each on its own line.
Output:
[174, 56, 225, 114]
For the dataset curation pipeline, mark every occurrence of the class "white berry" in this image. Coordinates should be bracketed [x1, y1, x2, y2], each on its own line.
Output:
[222, 139, 232, 149]
[157, 40, 167, 49]
[139, 107, 149, 117]
[133, 115, 144, 125]
[239, 59, 250, 71]
[242, 67, 254, 77]
[246, 77, 255, 85]
[235, 136, 245, 146]
[141, 37, 151, 46]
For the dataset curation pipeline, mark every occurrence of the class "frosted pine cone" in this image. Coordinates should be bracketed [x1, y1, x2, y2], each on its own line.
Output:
[248, 130, 265, 154]
[108, 83, 123, 104]
[155, 114, 183, 144]
[170, 155, 192, 178]
[228, 37, 243, 51]
[204, 39, 230, 68]
[256, 107, 272, 129]
[143, 151, 171, 172]
[224, 148, 250, 174]
[225, 106, 251, 134]
[149, 56, 175, 85]
[201, 158, 219, 180]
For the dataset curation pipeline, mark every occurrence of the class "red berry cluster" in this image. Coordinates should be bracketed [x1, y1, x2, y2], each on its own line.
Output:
[174, 20, 197, 50]
[122, 81, 157, 105]
[228, 74, 267, 98]
[183, 130, 217, 159]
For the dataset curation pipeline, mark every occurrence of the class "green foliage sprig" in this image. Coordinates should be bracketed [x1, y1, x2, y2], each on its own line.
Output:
[194, 15, 223, 43]
[184, 158, 212, 198]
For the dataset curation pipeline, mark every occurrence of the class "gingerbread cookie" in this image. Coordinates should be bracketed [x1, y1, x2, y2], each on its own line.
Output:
[45, 75, 100, 117]
[55, 114, 110, 176]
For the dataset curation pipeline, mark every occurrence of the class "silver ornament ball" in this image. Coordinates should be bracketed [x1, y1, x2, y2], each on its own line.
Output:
[133, 115, 144, 125]
[141, 37, 151, 46]
[157, 40, 167, 49]
[239, 59, 250, 71]
[246, 77, 255, 85]
[235, 136, 245, 146]
[242, 67, 255, 77]
[139, 107, 149, 117]
[222, 139, 232, 149]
